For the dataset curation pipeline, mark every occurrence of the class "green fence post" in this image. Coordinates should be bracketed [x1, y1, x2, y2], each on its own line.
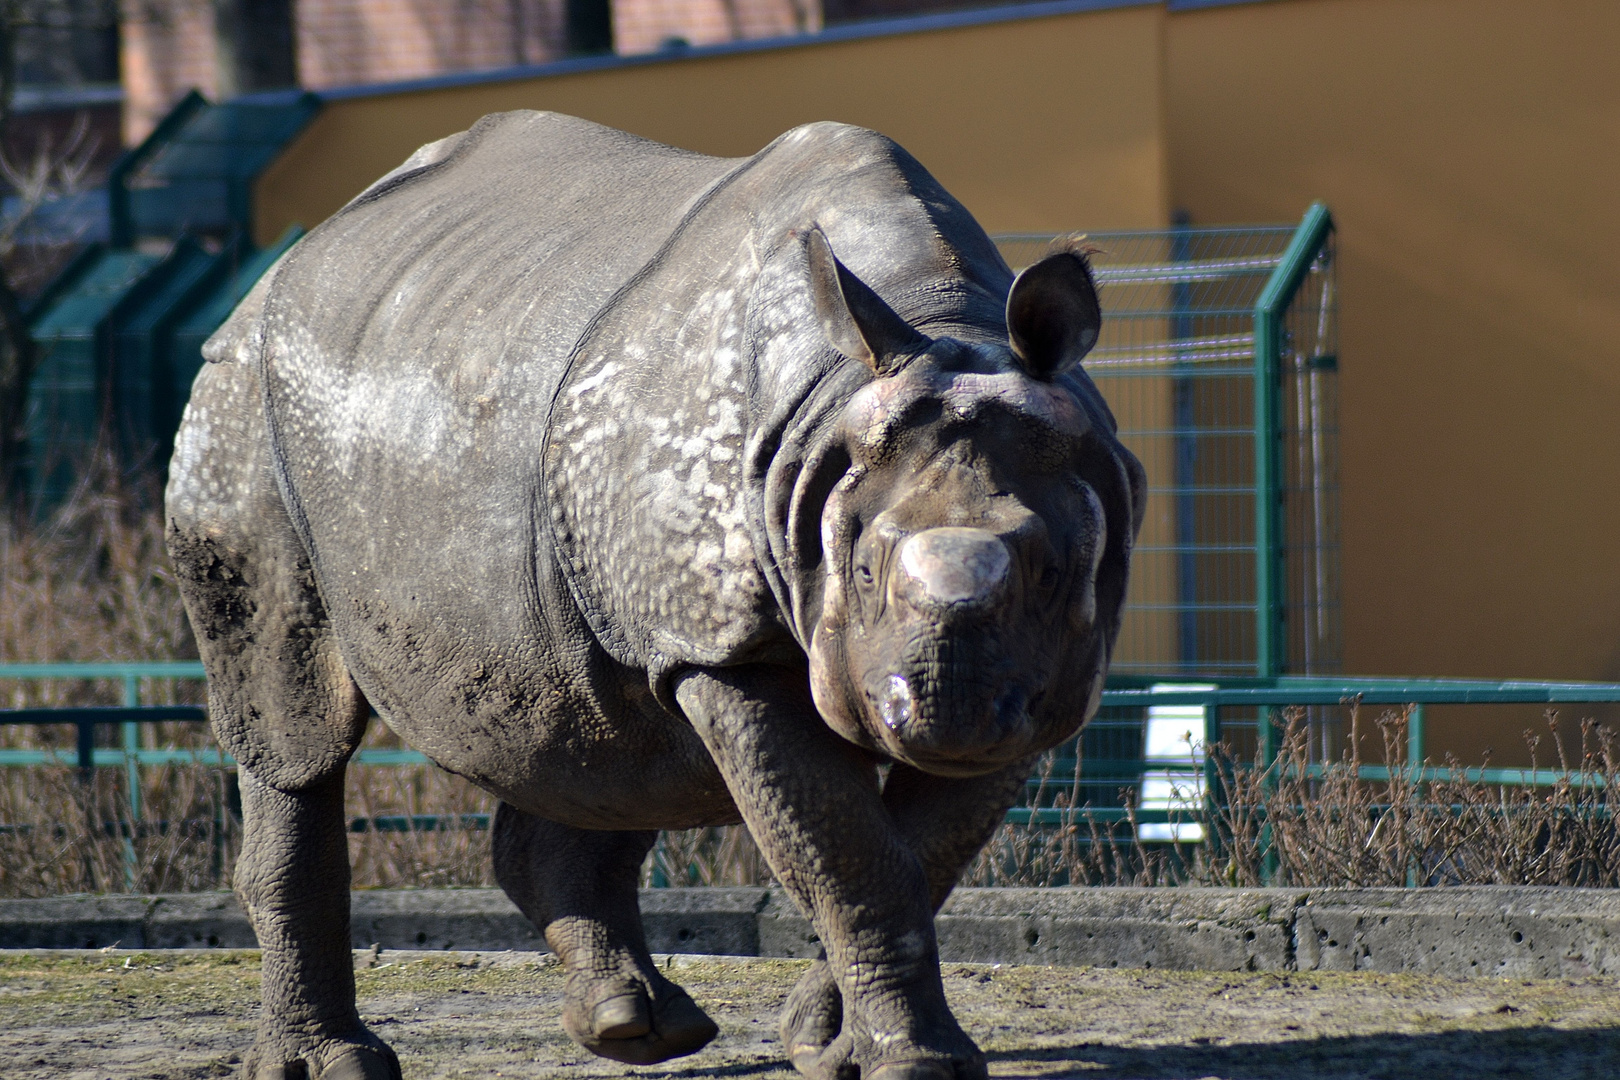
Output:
[1407, 704, 1425, 779]
[122, 674, 141, 890]
[1253, 203, 1335, 679]
[1202, 701, 1223, 861]
[1259, 706, 1280, 884]
[1253, 309, 1282, 679]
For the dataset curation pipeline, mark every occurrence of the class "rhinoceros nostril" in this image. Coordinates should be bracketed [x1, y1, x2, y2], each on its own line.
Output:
[898, 528, 1011, 605]
[994, 686, 1029, 728]
[878, 674, 914, 730]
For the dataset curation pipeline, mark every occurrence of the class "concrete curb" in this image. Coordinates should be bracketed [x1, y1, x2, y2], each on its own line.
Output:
[4, 886, 1619, 978]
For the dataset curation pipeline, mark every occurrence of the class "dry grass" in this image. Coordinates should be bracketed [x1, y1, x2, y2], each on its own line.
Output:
[4, 481, 1620, 896]
[0, 469, 193, 673]
[963, 754, 1206, 888]
[1207, 705, 1620, 889]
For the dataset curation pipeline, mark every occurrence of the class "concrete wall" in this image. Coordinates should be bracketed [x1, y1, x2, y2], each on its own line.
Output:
[251, 2, 1172, 245]
[13, 887, 1620, 978]
[1166, 0, 1620, 756]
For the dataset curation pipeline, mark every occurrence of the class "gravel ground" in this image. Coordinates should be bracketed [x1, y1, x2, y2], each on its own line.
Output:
[5, 949, 1620, 1080]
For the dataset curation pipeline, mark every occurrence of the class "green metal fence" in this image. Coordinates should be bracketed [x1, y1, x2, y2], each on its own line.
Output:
[994, 204, 1339, 680]
[9, 664, 1620, 844]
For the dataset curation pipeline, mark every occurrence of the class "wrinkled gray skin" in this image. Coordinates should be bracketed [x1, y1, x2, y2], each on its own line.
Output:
[165, 112, 1145, 1080]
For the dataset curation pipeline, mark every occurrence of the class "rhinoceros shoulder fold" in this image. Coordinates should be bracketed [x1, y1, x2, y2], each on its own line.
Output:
[200, 244, 299, 366]
[346, 129, 470, 206]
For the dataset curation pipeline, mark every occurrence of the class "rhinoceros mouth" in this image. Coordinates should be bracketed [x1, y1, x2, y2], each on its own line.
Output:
[861, 658, 1040, 775]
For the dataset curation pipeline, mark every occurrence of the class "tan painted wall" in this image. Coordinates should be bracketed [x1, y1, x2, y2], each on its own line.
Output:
[252, 3, 1171, 246]
[1167, 0, 1620, 757]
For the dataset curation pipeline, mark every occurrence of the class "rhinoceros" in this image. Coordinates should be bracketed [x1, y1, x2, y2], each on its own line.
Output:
[166, 111, 1144, 1080]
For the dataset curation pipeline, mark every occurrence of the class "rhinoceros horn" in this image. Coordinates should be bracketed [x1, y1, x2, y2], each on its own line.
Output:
[802, 223, 930, 375]
[1006, 244, 1103, 379]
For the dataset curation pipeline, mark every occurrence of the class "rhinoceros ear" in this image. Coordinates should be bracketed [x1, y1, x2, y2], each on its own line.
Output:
[802, 224, 929, 375]
[1006, 247, 1102, 379]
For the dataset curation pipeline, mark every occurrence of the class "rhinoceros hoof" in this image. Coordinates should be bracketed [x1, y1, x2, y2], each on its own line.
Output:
[246, 1032, 402, 1080]
[314, 1045, 403, 1080]
[564, 979, 719, 1064]
[868, 1059, 974, 1080]
[788, 1014, 987, 1080]
[781, 959, 843, 1071]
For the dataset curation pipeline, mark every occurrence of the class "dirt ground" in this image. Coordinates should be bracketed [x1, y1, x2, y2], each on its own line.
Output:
[5, 949, 1620, 1080]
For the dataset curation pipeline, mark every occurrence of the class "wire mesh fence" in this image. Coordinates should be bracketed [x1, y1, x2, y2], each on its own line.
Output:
[995, 209, 1339, 680]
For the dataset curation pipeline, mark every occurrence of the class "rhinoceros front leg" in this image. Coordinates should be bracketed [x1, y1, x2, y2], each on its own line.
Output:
[490, 805, 719, 1063]
[675, 664, 989, 1080]
[779, 760, 1034, 1076]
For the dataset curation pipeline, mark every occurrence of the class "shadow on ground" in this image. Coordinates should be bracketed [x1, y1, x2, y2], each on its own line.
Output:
[988, 1026, 1620, 1079]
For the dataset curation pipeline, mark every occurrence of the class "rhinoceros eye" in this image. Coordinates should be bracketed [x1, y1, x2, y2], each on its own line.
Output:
[855, 564, 875, 588]
[1039, 565, 1061, 592]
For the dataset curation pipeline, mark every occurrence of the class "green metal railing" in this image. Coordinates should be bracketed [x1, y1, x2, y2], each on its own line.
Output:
[9, 665, 1620, 834]
[1008, 675, 1620, 829]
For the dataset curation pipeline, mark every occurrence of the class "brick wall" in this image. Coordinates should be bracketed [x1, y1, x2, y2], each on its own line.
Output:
[123, 0, 219, 141]
[297, 0, 570, 89]
[122, 0, 823, 144]
[610, 0, 817, 55]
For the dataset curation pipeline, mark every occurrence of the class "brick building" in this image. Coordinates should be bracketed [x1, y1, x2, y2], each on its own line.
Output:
[121, 0, 820, 142]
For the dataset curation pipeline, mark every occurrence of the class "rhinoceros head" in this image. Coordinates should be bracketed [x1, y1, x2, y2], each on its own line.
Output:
[799, 227, 1145, 778]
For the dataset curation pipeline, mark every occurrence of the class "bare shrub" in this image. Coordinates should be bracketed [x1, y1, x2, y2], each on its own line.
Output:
[0, 760, 239, 897]
[1207, 705, 1620, 889]
[643, 826, 772, 888]
[963, 752, 1206, 888]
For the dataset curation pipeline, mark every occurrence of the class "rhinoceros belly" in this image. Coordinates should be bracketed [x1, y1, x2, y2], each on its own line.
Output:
[332, 541, 741, 831]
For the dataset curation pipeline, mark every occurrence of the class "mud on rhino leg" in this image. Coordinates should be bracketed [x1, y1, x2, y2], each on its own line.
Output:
[171, 554, 395, 1080]
[167, 362, 396, 1080]
[779, 761, 1034, 1076]
[491, 804, 719, 1064]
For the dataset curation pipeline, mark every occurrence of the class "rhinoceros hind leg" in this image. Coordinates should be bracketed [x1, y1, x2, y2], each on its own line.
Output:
[492, 804, 718, 1063]
[235, 771, 401, 1080]
[168, 357, 394, 1080]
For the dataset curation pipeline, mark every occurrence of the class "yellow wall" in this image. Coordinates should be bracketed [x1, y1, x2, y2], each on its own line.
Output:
[254, 3, 1170, 246]
[1167, 0, 1620, 756]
